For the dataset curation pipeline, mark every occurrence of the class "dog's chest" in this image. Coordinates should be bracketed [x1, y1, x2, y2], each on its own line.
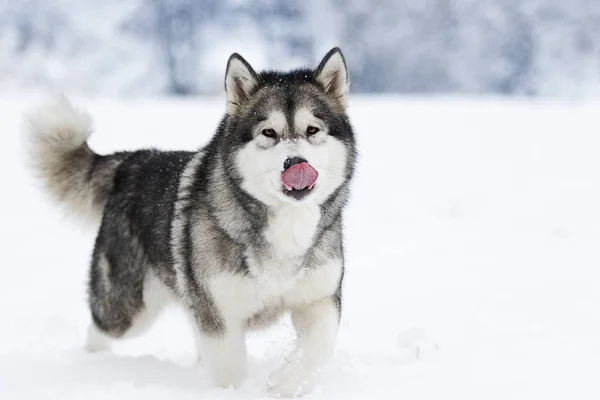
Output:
[263, 202, 321, 257]
[230, 255, 342, 321]
[211, 204, 334, 320]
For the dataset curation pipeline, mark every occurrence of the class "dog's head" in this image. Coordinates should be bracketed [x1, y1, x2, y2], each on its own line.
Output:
[221, 48, 356, 206]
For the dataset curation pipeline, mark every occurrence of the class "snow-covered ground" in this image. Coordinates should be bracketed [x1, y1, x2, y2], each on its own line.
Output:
[1, 96, 599, 399]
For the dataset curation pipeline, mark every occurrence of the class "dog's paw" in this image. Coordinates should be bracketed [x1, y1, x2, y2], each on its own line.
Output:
[267, 362, 317, 398]
[210, 362, 247, 390]
[85, 324, 111, 353]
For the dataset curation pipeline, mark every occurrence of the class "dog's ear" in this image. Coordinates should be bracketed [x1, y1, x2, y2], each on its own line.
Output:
[225, 53, 258, 114]
[314, 47, 349, 107]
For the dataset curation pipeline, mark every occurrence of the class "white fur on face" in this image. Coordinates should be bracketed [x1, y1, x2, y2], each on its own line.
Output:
[254, 110, 287, 149]
[294, 107, 326, 139]
[235, 109, 348, 207]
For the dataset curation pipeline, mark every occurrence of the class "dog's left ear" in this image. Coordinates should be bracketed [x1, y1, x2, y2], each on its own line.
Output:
[225, 53, 258, 114]
[314, 47, 349, 107]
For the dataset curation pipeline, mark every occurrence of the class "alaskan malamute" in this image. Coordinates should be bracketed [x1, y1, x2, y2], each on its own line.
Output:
[24, 47, 357, 396]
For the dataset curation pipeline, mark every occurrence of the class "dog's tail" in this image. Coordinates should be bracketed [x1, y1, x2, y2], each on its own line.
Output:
[23, 99, 128, 223]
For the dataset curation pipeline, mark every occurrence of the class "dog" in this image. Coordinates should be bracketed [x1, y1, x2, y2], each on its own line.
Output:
[24, 47, 357, 396]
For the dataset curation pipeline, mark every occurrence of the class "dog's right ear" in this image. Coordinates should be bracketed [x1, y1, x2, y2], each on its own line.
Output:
[225, 53, 258, 115]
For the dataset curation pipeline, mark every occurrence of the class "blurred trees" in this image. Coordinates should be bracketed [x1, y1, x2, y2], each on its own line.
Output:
[0, 0, 598, 96]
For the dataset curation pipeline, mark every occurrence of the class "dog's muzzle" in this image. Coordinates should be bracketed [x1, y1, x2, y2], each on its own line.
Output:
[281, 157, 318, 200]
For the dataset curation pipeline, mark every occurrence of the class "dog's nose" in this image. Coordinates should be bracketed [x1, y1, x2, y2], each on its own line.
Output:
[283, 156, 307, 171]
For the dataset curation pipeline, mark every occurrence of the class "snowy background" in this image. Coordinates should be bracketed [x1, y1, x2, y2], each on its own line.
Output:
[2, 0, 600, 96]
[2, 1, 600, 399]
[2, 97, 600, 399]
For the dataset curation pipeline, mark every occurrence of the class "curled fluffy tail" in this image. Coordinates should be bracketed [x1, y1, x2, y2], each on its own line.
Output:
[24, 99, 126, 223]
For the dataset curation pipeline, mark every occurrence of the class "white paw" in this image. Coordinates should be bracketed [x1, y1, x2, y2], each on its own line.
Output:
[210, 362, 247, 389]
[267, 362, 317, 398]
[85, 324, 111, 353]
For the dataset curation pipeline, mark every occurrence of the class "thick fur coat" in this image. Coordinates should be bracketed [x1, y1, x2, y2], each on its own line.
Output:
[24, 47, 357, 397]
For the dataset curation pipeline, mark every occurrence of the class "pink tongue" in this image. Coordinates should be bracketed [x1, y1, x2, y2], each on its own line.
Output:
[281, 162, 318, 190]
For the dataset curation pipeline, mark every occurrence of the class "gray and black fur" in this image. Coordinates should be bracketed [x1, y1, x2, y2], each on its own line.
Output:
[24, 47, 356, 396]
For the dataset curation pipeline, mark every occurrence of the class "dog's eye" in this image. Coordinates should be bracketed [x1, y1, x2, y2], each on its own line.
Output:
[262, 128, 277, 138]
[306, 126, 320, 135]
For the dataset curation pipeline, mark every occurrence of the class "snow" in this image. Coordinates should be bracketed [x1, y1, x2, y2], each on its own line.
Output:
[1, 96, 599, 399]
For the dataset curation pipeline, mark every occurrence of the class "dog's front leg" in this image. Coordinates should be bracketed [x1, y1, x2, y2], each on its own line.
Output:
[269, 295, 340, 397]
[197, 316, 247, 389]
